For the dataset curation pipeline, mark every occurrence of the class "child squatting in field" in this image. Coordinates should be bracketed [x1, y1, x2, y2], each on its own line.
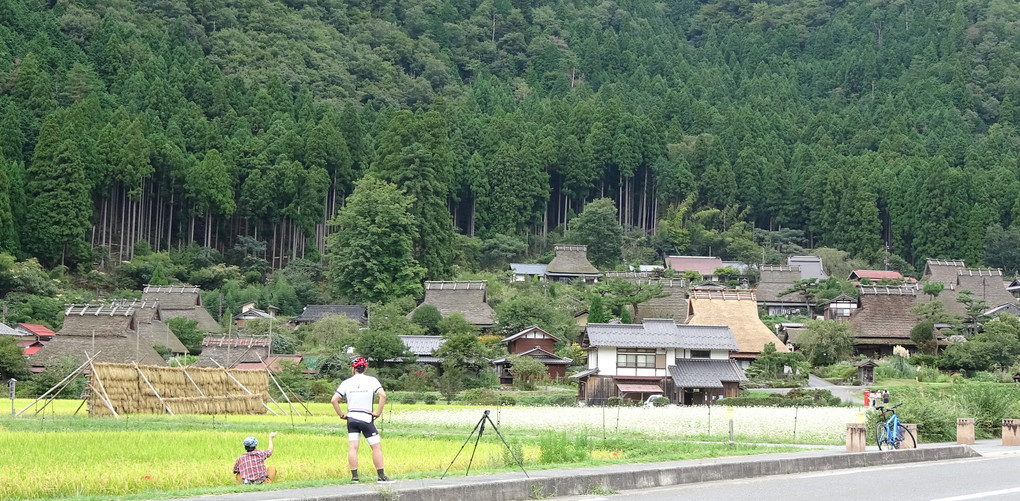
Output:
[233, 432, 278, 484]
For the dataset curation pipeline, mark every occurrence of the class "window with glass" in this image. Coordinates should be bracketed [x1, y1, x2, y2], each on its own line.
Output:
[617, 348, 656, 368]
[690, 350, 710, 359]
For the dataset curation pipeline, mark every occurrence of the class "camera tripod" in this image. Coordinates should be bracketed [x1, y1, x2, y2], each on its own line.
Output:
[441, 409, 528, 478]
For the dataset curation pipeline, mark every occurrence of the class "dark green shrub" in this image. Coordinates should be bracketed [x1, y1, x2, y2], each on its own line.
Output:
[497, 394, 517, 406]
[551, 394, 574, 406]
[399, 393, 418, 405]
[651, 396, 670, 407]
[607, 396, 622, 407]
[424, 394, 438, 405]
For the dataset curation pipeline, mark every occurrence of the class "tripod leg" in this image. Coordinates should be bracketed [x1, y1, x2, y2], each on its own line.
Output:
[485, 414, 529, 477]
[441, 415, 486, 479]
[465, 419, 485, 476]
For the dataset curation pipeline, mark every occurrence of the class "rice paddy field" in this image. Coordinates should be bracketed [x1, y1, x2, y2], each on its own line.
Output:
[1, 399, 857, 500]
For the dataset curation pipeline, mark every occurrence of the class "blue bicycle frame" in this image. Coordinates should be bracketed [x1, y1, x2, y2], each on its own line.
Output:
[876, 403, 906, 449]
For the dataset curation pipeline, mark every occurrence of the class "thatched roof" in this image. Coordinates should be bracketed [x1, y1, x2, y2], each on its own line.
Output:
[30, 331, 166, 369]
[664, 256, 723, 275]
[60, 304, 137, 338]
[291, 305, 368, 324]
[686, 290, 789, 356]
[88, 363, 269, 416]
[922, 259, 966, 284]
[413, 281, 496, 327]
[141, 285, 222, 333]
[952, 268, 1016, 314]
[546, 245, 600, 275]
[669, 359, 747, 388]
[849, 286, 919, 341]
[634, 281, 689, 323]
[755, 265, 805, 303]
[108, 300, 189, 355]
[142, 285, 203, 308]
[193, 337, 269, 368]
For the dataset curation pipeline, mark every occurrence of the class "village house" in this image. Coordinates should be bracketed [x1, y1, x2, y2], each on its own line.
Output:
[141, 285, 222, 334]
[919, 259, 1017, 316]
[572, 318, 745, 406]
[232, 301, 278, 329]
[193, 337, 270, 368]
[848, 270, 913, 284]
[545, 245, 602, 284]
[490, 325, 572, 385]
[509, 263, 548, 282]
[685, 289, 790, 367]
[396, 335, 446, 368]
[289, 305, 369, 327]
[848, 286, 921, 357]
[663, 256, 723, 281]
[409, 281, 497, 330]
[602, 272, 689, 323]
[30, 304, 165, 372]
[755, 265, 807, 316]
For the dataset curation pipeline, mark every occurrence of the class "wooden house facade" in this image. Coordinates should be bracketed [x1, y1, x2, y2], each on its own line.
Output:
[491, 326, 571, 384]
[573, 319, 745, 406]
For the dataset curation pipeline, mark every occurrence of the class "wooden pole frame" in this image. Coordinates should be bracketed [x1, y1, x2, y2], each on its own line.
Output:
[256, 352, 299, 416]
[17, 352, 100, 417]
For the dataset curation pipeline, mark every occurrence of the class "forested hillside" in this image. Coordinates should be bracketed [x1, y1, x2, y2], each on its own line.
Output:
[3, 0, 1020, 281]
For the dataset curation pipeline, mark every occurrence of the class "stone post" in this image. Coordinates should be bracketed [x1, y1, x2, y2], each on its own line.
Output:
[846, 423, 866, 452]
[900, 423, 917, 449]
[1003, 419, 1020, 446]
[957, 418, 975, 445]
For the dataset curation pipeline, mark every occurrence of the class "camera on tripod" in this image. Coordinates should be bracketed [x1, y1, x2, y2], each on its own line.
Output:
[442, 409, 528, 478]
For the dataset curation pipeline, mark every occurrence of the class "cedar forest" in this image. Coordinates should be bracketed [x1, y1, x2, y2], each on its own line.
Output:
[3, 0, 1020, 348]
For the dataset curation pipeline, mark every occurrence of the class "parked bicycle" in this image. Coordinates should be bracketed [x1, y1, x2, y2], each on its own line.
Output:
[875, 403, 916, 450]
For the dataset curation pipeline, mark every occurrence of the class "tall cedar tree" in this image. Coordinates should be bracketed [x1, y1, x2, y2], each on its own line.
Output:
[370, 110, 455, 279]
[325, 176, 425, 304]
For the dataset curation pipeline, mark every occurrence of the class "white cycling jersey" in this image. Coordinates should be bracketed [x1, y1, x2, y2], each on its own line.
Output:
[335, 373, 382, 423]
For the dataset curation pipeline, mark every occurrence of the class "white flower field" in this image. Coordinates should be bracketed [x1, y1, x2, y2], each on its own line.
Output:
[388, 405, 863, 445]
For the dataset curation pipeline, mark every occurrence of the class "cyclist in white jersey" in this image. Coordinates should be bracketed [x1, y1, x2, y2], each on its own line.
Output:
[332, 357, 391, 483]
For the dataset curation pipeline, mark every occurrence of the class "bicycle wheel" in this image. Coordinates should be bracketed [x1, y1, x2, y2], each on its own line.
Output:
[876, 424, 889, 450]
[894, 424, 916, 449]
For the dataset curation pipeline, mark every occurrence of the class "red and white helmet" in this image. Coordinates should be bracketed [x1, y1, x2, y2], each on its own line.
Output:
[351, 357, 368, 369]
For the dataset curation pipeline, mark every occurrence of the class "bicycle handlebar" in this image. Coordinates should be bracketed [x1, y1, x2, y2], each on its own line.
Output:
[875, 403, 902, 412]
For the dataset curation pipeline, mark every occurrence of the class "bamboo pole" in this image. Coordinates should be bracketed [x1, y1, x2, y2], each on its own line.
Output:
[134, 363, 174, 415]
[212, 359, 278, 416]
[180, 365, 205, 397]
[256, 352, 298, 416]
[17, 352, 100, 416]
[89, 361, 119, 418]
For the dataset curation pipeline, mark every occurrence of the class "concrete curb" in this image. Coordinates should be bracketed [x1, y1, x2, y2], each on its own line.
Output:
[171, 446, 980, 501]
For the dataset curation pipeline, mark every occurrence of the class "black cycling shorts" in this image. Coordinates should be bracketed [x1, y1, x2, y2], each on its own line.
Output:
[347, 419, 379, 439]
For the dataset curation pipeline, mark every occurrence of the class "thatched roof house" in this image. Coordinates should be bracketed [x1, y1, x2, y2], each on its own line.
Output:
[411, 281, 496, 328]
[193, 337, 270, 368]
[141, 285, 221, 334]
[755, 265, 809, 315]
[110, 300, 189, 356]
[602, 275, 688, 323]
[545, 245, 601, 283]
[686, 289, 789, 364]
[947, 268, 1017, 315]
[31, 304, 166, 370]
[922, 259, 967, 285]
[848, 286, 919, 356]
[290, 305, 369, 325]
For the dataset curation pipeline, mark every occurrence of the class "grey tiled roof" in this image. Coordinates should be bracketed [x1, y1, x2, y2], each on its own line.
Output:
[291, 305, 368, 324]
[788, 256, 827, 279]
[585, 319, 738, 350]
[0, 322, 16, 336]
[510, 263, 548, 276]
[501, 325, 561, 343]
[668, 358, 747, 388]
[400, 335, 446, 356]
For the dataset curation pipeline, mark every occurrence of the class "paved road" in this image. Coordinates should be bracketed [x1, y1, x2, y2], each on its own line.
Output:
[753, 375, 864, 404]
[551, 449, 1020, 501]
